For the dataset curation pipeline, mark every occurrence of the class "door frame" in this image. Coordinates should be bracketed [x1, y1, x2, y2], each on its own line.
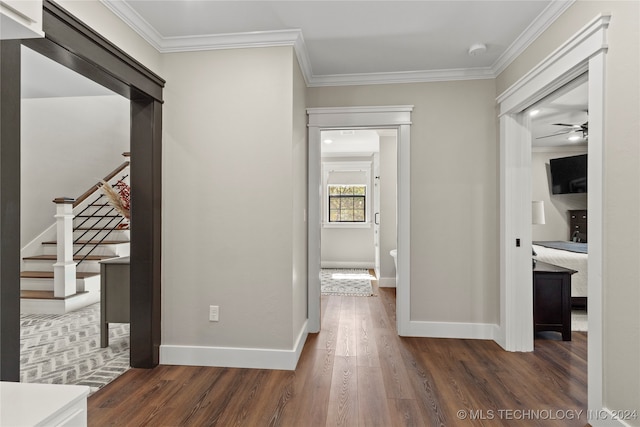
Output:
[496, 14, 609, 413]
[307, 106, 413, 334]
[0, 0, 164, 380]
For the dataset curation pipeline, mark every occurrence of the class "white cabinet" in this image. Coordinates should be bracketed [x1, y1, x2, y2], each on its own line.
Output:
[0, 382, 90, 426]
[1, 0, 44, 40]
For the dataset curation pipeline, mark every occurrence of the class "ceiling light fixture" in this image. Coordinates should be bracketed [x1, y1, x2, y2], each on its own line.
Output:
[529, 109, 540, 117]
[568, 135, 581, 141]
[323, 139, 333, 144]
[468, 43, 487, 56]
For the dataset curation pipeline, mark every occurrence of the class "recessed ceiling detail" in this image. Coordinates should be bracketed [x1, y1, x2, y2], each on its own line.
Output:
[101, 0, 575, 87]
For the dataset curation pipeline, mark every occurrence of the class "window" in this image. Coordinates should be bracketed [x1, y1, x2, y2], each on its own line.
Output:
[328, 185, 366, 222]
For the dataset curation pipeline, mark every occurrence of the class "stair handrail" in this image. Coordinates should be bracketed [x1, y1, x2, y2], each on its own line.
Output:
[73, 160, 130, 208]
[52, 159, 131, 296]
[73, 175, 129, 267]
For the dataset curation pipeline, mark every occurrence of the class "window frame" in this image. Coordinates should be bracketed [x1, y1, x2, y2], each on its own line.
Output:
[327, 184, 367, 223]
[322, 160, 372, 229]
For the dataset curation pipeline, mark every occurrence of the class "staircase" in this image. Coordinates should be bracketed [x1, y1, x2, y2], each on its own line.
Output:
[20, 159, 131, 314]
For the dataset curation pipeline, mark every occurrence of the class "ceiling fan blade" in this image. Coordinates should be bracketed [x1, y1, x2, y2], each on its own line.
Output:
[552, 123, 581, 127]
[536, 130, 573, 139]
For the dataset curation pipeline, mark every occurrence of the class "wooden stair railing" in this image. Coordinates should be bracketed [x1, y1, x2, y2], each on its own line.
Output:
[73, 160, 130, 208]
[51, 157, 130, 297]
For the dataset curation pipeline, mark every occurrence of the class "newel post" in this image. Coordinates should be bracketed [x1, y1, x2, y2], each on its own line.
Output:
[53, 197, 76, 297]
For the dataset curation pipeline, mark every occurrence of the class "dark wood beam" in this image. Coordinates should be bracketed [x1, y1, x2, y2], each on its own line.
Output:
[0, 40, 22, 382]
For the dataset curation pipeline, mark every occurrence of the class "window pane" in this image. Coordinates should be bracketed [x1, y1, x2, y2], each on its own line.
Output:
[328, 185, 366, 222]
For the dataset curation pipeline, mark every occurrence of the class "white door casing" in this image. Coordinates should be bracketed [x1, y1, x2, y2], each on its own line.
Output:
[496, 13, 609, 419]
[307, 106, 413, 334]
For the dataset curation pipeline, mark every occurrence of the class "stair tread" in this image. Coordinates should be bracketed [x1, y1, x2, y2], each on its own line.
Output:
[20, 290, 89, 300]
[23, 255, 115, 261]
[42, 240, 130, 245]
[20, 271, 100, 279]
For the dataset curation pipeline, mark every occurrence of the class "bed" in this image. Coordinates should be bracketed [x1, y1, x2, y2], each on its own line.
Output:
[533, 241, 588, 310]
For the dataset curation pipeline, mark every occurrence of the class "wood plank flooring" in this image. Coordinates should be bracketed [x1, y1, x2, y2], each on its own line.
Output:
[88, 283, 588, 426]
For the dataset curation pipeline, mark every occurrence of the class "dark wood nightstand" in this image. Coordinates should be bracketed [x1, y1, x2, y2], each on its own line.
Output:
[533, 260, 577, 341]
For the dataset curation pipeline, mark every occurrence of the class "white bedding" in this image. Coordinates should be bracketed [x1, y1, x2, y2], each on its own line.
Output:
[533, 243, 588, 297]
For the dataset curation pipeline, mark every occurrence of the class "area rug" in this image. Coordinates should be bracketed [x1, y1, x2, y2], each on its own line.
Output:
[321, 268, 374, 296]
[20, 302, 130, 394]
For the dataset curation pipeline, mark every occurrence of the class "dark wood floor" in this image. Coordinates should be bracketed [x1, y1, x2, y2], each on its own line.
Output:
[88, 284, 587, 426]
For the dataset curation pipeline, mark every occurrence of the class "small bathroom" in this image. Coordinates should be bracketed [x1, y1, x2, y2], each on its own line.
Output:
[319, 128, 398, 289]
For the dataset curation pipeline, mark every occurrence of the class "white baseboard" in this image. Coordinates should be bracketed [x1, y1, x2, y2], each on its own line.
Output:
[400, 320, 500, 341]
[589, 408, 635, 427]
[377, 277, 396, 287]
[160, 320, 309, 371]
[321, 261, 374, 269]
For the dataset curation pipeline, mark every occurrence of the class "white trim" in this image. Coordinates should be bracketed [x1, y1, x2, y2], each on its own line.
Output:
[497, 14, 610, 112]
[102, 0, 571, 86]
[322, 223, 371, 229]
[496, 11, 609, 415]
[308, 106, 412, 336]
[321, 261, 374, 269]
[377, 277, 396, 288]
[404, 321, 499, 341]
[159, 320, 308, 371]
[307, 67, 495, 87]
[492, 0, 576, 76]
[589, 408, 635, 427]
[322, 160, 371, 226]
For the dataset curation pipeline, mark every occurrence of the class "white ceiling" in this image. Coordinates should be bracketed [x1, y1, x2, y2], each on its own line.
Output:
[321, 129, 382, 157]
[531, 75, 588, 148]
[102, 0, 575, 86]
[21, 0, 586, 150]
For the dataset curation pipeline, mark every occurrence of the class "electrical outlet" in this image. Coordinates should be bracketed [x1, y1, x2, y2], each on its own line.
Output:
[209, 305, 219, 322]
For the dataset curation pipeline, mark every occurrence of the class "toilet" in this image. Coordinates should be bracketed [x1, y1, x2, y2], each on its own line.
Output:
[390, 249, 397, 270]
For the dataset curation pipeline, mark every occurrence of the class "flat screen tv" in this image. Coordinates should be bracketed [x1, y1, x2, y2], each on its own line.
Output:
[550, 154, 587, 194]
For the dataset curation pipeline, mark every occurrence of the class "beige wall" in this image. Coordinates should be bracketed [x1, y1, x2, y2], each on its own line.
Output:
[497, 0, 640, 419]
[532, 149, 588, 242]
[292, 54, 308, 342]
[21, 95, 129, 247]
[379, 135, 398, 282]
[161, 46, 301, 350]
[308, 79, 499, 324]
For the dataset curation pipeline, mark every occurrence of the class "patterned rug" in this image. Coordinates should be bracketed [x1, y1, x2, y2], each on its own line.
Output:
[20, 302, 130, 394]
[321, 269, 374, 296]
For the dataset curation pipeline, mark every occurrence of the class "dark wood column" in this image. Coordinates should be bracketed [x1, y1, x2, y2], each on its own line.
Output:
[130, 96, 162, 367]
[0, 40, 22, 382]
[0, 0, 164, 373]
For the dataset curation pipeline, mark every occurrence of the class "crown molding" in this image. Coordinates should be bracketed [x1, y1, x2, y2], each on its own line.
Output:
[101, 0, 164, 51]
[306, 67, 495, 87]
[102, 0, 575, 87]
[492, 0, 576, 77]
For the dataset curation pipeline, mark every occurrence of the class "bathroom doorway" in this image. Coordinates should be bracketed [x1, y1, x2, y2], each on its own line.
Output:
[307, 105, 413, 334]
[318, 129, 397, 297]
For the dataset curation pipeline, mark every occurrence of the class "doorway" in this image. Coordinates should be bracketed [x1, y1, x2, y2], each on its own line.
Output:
[0, 0, 163, 381]
[307, 106, 412, 335]
[497, 14, 608, 413]
[319, 129, 397, 298]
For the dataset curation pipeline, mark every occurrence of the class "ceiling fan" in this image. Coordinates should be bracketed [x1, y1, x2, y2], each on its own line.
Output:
[536, 121, 589, 140]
